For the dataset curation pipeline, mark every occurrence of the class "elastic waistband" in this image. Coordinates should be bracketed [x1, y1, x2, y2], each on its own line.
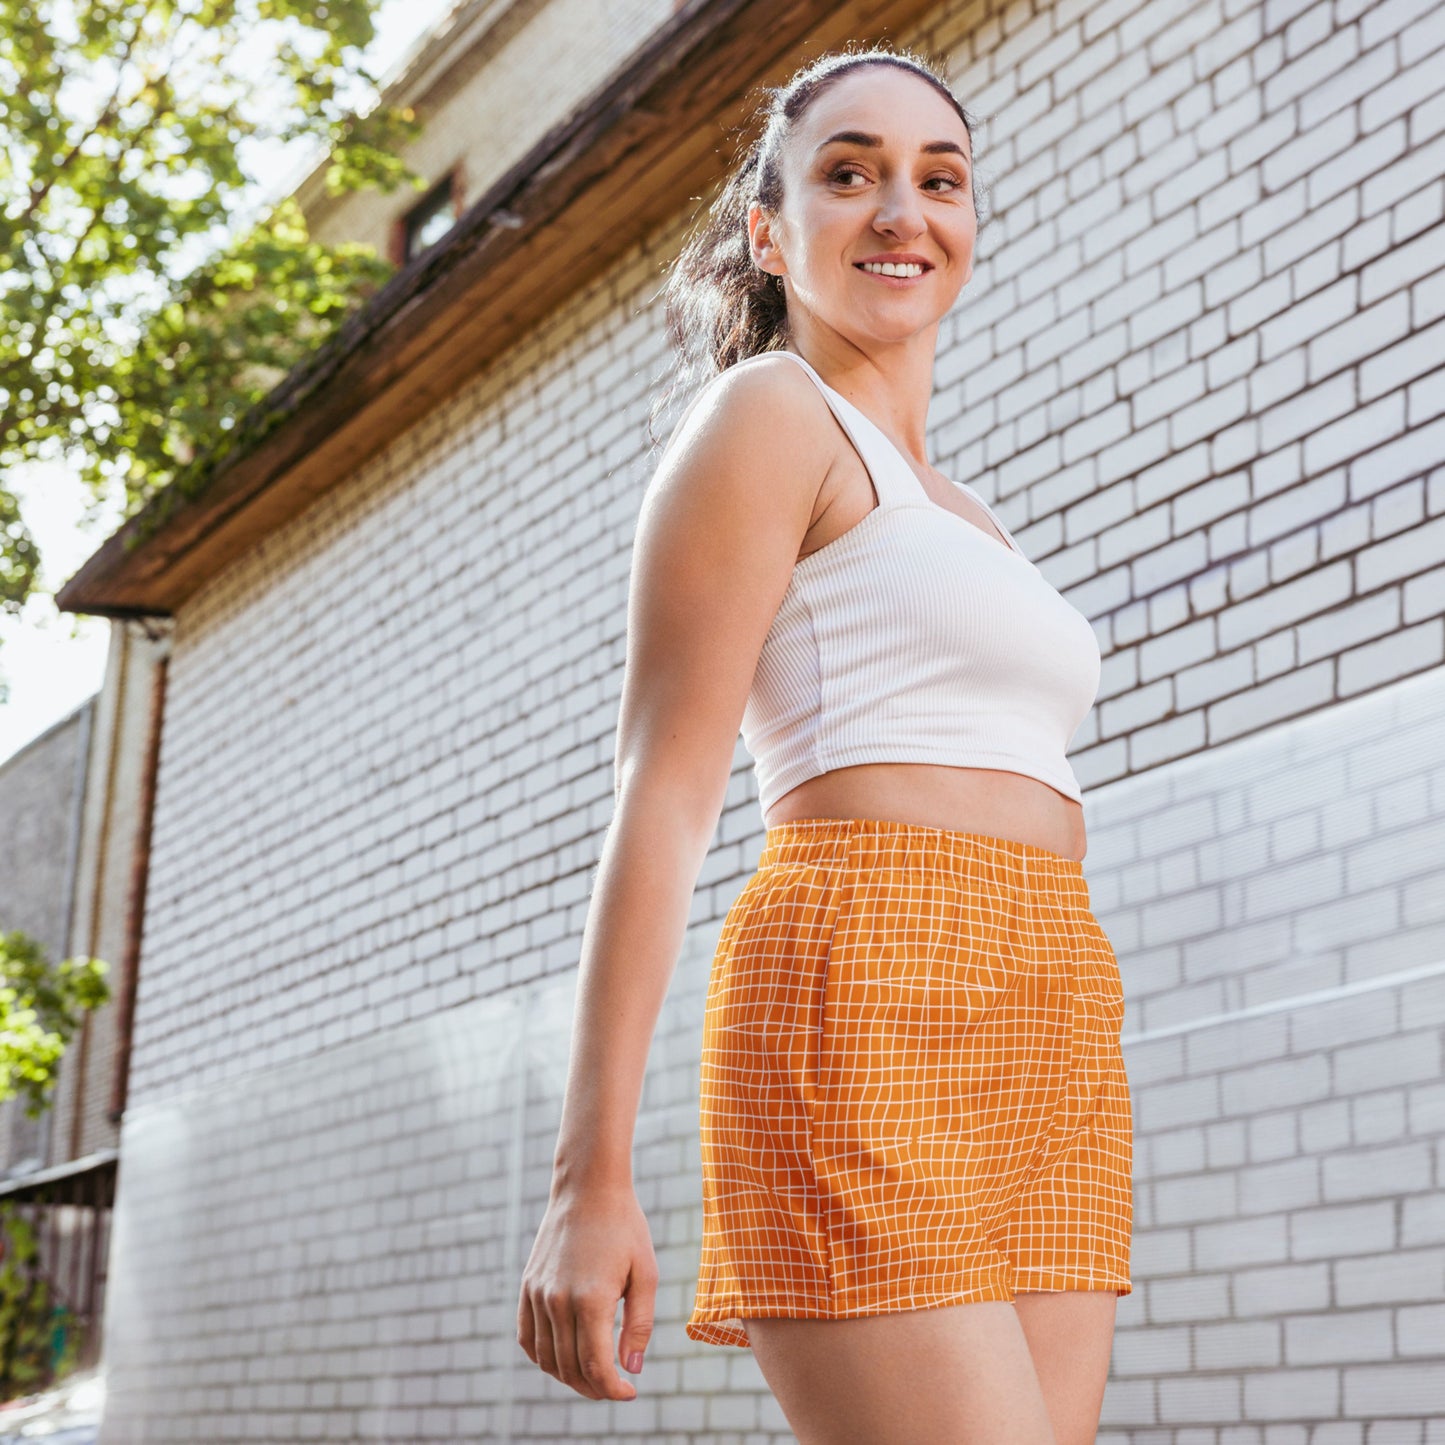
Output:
[757, 816, 1087, 892]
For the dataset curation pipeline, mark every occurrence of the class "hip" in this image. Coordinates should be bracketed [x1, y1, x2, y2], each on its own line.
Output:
[707, 816, 1123, 1046]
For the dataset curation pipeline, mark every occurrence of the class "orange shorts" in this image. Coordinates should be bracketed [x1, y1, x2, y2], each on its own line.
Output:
[685, 816, 1133, 1349]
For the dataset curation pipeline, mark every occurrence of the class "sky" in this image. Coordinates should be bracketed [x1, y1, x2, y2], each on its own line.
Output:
[0, 0, 461, 768]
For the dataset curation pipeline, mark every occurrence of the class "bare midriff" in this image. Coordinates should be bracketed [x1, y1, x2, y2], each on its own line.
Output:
[762, 764, 1087, 863]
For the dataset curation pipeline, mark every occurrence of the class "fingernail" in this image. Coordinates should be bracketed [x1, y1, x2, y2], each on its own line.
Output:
[626, 1350, 644, 1374]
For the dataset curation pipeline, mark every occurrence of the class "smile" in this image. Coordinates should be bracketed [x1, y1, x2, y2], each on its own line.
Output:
[855, 261, 931, 280]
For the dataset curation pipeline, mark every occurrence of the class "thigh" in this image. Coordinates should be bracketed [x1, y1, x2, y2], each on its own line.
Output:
[742, 1301, 1058, 1445]
[1014, 1289, 1118, 1445]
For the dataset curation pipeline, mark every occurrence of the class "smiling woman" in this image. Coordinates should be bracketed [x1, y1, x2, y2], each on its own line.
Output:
[519, 44, 1131, 1445]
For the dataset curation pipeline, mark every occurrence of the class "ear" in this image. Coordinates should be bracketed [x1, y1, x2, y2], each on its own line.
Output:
[748, 202, 786, 280]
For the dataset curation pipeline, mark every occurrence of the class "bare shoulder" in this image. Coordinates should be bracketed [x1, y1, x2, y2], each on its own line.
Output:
[612, 354, 838, 815]
[650, 351, 838, 516]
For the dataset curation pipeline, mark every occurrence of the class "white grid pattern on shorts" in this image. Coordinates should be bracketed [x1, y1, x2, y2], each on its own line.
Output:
[686, 816, 1132, 1348]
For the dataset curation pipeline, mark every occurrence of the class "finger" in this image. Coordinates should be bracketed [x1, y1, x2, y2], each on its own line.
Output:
[618, 1258, 658, 1376]
[548, 1296, 601, 1399]
[532, 1292, 563, 1387]
[575, 1299, 637, 1402]
[517, 1283, 537, 1364]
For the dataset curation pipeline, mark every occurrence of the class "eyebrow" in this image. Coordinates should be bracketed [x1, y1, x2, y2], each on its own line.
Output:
[814, 129, 971, 165]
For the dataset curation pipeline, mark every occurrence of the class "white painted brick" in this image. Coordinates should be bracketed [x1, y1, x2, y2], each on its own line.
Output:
[1251, 628, 1296, 682]
[1338, 618, 1445, 694]
[1297, 590, 1400, 663]
[1364, 221, 1445, 309]
[1342, 208, 1397, 282]
[1362, 129, 1445, 222]
[1410, 368, 1445, 432]
[1158, 1275, 1237, 1334]
[1324, 1141, 1432, 1204]
[1242, 346, 1312, 416]
[1397, 1302, 1445, 1356]
[1401, 1189, 1445, 1250]
[1359, 0, 1436, 45]
[1354, 501, 1445, 587]
[1319, 121, 1414, 223]
[1221, 540, 1338, 622]
[1340, 1246, 1442, 1317]
[1343, 1362, 1445, 1419]
[1300, 31, 1387, 122]
[1258, 275, 1357, 363]
[1305, 391, 1406, 477]
[1336, 1031, 1443, 1095]
[1309, 292, 1413, 387]
[1201, 1317, 1285, 1370]
[1284, 169, 1341, 251]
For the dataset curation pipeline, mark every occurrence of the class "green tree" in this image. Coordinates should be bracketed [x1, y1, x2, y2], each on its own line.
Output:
[0, 1202, 81, 1394]
[0, 0, 431, 672]
[0, 928, 109, 1393]
[0, 929, 109, 1118]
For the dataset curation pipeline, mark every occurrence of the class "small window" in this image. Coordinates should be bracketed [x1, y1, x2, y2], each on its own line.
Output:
[403, 175, 458, 260]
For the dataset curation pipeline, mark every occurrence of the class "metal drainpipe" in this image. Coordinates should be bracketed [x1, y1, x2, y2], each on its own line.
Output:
[107, 642, 168, 1125]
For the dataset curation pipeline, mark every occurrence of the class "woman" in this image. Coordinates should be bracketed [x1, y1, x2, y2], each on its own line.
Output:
[518, 45, 1132, 1445]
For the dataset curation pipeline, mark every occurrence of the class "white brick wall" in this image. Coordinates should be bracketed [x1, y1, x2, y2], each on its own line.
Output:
[1082, 666, 1445, 1434]
[102, 916, 771, 1443]
[102, 0, 1445, 1437]
[102, 671, 1445, 1442]
[935, 0, 1445, 792]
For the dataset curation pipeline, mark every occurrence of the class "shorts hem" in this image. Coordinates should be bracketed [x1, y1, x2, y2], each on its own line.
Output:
[1010, 1268, 1132, 1298]
[685, 1276, 1017, 1349]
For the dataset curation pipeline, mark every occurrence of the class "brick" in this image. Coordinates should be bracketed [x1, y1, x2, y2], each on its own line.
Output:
[1158, 1371, 1246, 1423]
[1362, 216, 1445, 305]
[1362, 130, 1445, 217]
[1335, 1246, 1445, 1307]
[1197, 1316, 1283, 1368]
[1322, 1142, 1433, 1202]
[1305, 391, 1407, 476]
[1338, 618, 1445, 695]
[1358, 0, 1434, 43]
[1344, 1362, 1445, 1418]
[1336, 1031, 1442, 1094]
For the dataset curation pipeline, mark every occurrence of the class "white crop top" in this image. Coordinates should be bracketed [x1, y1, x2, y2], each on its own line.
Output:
[739, 348, 1102, 813]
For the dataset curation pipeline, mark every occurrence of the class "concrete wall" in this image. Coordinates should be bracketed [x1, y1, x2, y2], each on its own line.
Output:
[0, 701, 89, 953]
[0, 700, 91, 1176]
[99, 0, 1445, 1438]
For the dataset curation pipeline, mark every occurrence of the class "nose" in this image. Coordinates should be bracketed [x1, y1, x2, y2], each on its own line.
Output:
[871, 177, 926, 240]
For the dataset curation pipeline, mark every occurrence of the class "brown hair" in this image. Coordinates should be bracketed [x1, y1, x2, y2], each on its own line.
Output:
[647, 43, 990, 448]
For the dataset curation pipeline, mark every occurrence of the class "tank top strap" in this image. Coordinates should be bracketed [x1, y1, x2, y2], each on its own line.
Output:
[772, 350, 927, 510]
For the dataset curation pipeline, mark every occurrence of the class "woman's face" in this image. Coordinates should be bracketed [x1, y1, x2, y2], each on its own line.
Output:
[750, 66, 976, 347]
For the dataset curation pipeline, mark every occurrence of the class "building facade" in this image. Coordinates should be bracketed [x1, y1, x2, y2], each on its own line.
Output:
[56, 0, 1445, 1438]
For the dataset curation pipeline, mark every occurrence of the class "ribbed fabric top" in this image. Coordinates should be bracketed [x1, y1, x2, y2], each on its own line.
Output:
[740, 349, 1102, 813]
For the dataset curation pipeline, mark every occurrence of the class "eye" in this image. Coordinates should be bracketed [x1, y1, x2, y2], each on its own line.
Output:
[826, 163, 968, 193]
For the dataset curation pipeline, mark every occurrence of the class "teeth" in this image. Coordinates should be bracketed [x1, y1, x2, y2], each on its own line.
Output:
[861, 261, 925, 277]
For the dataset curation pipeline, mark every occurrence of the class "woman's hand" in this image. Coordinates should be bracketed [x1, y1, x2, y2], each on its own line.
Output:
[517, 1179, 658, 1401]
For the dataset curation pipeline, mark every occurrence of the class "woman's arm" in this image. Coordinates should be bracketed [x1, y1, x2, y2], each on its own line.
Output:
[518, 354, 831, 1400]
